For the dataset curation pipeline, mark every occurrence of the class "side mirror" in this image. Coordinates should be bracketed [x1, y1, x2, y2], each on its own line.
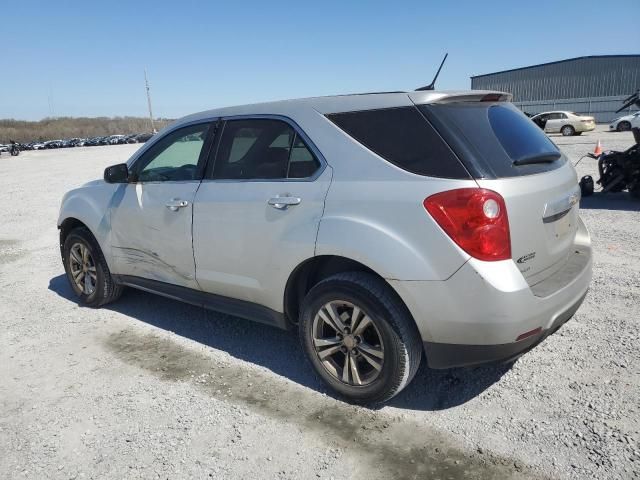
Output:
[104, 163, 130, 183]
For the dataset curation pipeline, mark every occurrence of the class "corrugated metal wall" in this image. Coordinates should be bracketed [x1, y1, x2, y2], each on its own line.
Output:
[515, 95, 637, 123]
[471, 56, 640, 122]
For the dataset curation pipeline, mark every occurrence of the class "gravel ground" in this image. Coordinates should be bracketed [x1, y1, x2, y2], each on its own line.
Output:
[0, 125, 638, 480]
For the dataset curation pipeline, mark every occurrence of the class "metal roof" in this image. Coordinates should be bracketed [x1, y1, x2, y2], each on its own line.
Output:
[471, 54, 640, 79]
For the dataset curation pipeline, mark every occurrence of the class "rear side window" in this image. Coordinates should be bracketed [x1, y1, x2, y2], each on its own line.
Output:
[326, 107, 470, 179]
[419, 103, 565, 178]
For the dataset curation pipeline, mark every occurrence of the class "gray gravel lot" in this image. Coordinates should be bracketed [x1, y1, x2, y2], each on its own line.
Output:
[1, 126, 638, 480]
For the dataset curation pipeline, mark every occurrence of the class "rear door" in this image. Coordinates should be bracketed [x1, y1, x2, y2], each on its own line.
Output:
[192, 117, 331, 312]
[417, 101, 580, 284]
[544, 112, 564, 133]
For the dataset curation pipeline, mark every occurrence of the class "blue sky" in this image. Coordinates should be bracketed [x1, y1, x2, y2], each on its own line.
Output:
[2, 0, 639, 120]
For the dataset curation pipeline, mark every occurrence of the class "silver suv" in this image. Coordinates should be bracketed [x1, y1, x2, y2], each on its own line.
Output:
[58, 90, 592, 403]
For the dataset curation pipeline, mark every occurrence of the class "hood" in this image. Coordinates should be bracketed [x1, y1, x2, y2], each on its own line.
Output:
[81, 179, 106, 188]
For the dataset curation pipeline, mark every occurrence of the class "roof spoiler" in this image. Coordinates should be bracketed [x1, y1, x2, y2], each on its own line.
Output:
[410, 90, 513, 105]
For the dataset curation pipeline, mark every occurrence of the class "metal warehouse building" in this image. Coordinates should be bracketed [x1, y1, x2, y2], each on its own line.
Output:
[471, 55, 640, 123]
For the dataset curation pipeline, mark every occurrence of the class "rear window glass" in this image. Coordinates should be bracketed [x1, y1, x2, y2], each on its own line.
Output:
[418, 103, 565, 178]
[326, 107, 470, 179]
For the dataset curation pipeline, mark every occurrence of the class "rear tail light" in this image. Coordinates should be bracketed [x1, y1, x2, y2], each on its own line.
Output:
[424, 188, 511, 261]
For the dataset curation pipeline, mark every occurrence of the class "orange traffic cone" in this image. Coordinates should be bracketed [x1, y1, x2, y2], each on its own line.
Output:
[593, 140, 603, 156]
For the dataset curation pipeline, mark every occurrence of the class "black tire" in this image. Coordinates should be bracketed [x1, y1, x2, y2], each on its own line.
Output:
[561, 125, 575, 136]
[617, 121, 631, 132]
[299, 272, 422, 404]
[62, 227, 122, 307]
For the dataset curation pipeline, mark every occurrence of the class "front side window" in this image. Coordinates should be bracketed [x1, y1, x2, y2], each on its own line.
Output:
[211, 119, 320, 180]
[134, 123, 210, 182]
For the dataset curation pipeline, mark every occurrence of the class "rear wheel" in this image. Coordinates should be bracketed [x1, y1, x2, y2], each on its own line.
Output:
[561, 125, 575, 136]
[62, 227, 122, 307]
[299, 272, 422, 404]
[617, 121, 631, 132]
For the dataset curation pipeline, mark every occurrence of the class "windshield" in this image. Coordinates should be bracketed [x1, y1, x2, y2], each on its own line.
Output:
[418, 102, 565, 178]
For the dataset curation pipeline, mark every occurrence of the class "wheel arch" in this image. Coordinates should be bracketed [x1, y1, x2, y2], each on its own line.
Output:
[58, 216, 112, 271]
[283, 255, 417, 330]
[59, 217, 90, 251]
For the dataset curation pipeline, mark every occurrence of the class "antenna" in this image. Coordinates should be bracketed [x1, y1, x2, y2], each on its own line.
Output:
[415, 53, 448, 91]
[144, 69, 156, 133]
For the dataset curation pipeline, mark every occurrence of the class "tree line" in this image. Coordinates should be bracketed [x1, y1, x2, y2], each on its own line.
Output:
[0, 117, 173, 143]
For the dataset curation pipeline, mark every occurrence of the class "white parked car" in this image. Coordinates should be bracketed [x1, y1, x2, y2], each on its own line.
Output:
[609, 112, 640, 132]
[531, 111, 596, 136]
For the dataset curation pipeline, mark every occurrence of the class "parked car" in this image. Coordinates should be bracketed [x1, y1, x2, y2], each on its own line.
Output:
[531, 111, 596, 136]
[44, 140, 63, 149]
[134, 132, 154, 143]
[609, 112, 640, 132]
[107, 135, 126, 145]
[58, 90, 592, 403]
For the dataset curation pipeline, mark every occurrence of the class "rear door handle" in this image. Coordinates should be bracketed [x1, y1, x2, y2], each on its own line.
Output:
[165, 198, 189, 211]
[268, 195, 301, 210]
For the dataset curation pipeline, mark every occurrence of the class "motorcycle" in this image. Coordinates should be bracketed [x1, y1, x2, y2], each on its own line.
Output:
[580, 127, 640, 199]
[580, 91, 640, 199]
[10, 143, 20, 156]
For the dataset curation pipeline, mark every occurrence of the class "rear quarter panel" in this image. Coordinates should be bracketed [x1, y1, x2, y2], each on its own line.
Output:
[306, 111, 474, 281]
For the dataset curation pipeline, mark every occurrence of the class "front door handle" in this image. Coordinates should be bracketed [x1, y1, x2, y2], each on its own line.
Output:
[165, 198, 189, 211]
[268, 195, 301, 210]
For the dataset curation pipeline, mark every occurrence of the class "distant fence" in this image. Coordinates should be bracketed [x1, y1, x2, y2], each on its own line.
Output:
[514, 95, 639, 123]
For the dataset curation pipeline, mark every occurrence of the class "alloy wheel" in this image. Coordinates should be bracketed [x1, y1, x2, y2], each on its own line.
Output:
[312, 300, 384, 386]
[69, 242, 97, 295]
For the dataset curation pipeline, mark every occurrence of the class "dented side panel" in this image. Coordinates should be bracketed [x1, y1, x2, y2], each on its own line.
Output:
[110, 182, 200, 288]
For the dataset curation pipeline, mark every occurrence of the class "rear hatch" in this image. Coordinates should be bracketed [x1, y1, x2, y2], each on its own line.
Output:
[415, 97, 580, 283]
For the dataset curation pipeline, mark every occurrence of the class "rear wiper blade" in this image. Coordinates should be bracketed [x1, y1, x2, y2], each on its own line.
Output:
[512, 152, 561, 166]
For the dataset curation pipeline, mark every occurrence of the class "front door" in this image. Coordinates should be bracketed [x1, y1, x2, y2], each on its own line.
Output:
[110, 122, 213, 288]
[192, 118, 331, 312]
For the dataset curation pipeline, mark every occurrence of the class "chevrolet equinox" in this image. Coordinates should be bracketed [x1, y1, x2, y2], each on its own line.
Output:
[58, 90, 592, 403]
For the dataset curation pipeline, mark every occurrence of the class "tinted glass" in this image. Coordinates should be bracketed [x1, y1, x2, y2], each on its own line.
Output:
[211, 119, 320, 180]
[326, 107, 469, 179]
[135, 123, 209, 182]
[288, 135, 321, 179]
[419, 103, 565, 178]
[488, 104, 560, 163]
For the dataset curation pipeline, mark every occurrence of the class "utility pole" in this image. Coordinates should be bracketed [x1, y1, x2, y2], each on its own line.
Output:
[144, 69, 156, 133]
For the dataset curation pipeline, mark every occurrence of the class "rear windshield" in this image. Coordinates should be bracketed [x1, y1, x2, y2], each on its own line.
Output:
[418, 103, 565, 178]
[326, 107, 470, 179]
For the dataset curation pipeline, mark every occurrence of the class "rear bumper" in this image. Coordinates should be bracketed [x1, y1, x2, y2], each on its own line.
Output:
[389, 217, 592, 369]
[423, 290, 587, 368]
[576, 123, 595, 132]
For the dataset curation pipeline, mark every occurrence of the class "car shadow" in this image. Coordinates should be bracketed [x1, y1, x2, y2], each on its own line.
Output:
[48, 274, 510, 411]
[580, 192, 640, 211]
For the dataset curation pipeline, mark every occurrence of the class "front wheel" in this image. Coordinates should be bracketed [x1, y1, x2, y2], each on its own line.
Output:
[62, 227, 122, 307]
[299, 272, 422, 404]
[561, 125, 576, 136]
